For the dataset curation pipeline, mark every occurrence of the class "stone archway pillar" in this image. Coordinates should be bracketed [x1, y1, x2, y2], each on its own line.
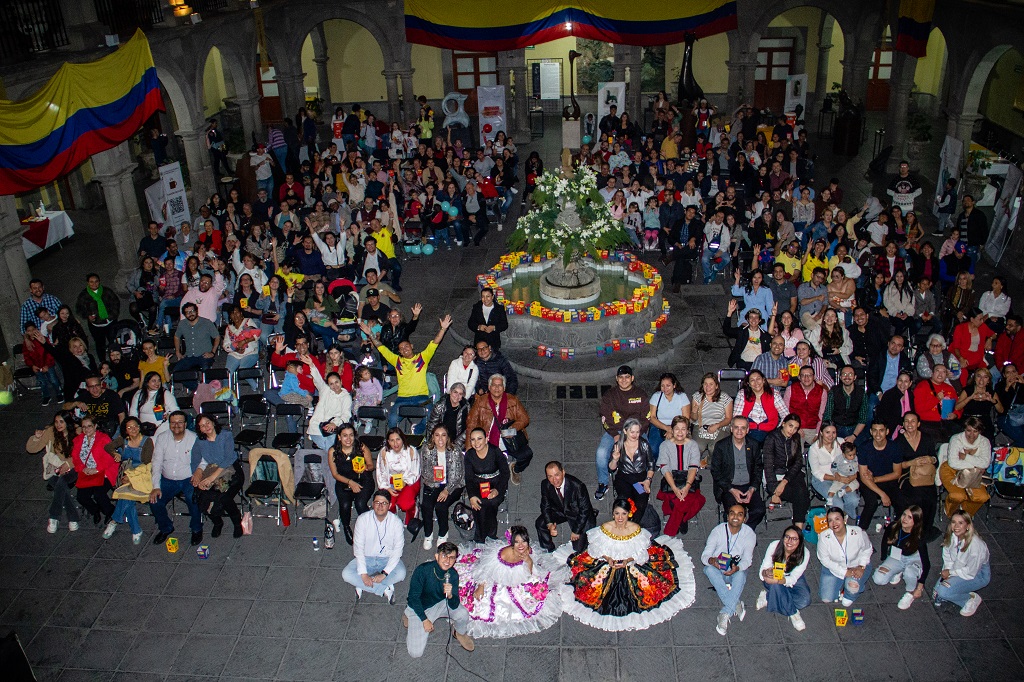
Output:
[726, 55, 758, 112]
[0, 195, 32, 354]
[382, 70, 402, 124]
[276, 71, 307, 121]
[91, 141, 145, 289]
[885, 51, 918, 172]
[175, 128, 217, 208]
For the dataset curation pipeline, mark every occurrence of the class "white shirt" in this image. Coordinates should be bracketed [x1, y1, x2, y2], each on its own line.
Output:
[353, 510, 405, 575]
[704, 221, 730, 253]
[376, 446, 420, 489]
[129, 389, 179, 436]
[151, 430, 197, 488]
[945, 432, 991, 471]
[808, 441, 842, 482]
[979, 291, 1011, 319]
[446, 357, 479, 396]
[307, 366, 353, 435]
[700, 522, 757, 571]
[758, 540, 811, 587]
[816, 526, 873, 579]
[941, 535, 990, 580]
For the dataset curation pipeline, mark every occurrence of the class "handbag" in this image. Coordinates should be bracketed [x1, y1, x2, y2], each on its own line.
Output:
[952, 466, 986, 490]
[908, 457, 937, 488]
[1007, 403, 1024, 427]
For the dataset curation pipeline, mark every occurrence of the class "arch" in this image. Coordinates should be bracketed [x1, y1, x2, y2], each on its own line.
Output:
[201, 46, 237, 118]
[272, 1, 398, 72]
[743, 0, 857, 57]
[961, 45, 1015, 121]
[302, 18, 388, 106]
[156, 69, 197, 133]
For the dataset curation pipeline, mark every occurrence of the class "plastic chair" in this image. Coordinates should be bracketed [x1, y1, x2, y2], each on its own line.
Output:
[293, 451, 328, 521]
[718, 368, 748, 399]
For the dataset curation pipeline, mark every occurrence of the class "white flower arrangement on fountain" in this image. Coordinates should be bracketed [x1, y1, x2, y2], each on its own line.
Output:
[507, 167, 631, 268]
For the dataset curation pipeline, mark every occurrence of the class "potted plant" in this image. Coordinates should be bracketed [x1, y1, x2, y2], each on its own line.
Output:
[963, 149, 992, 199]
[905, 112, 932, 166]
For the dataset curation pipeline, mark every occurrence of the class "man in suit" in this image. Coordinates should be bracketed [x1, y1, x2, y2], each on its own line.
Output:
[536, 461, 596, 552]
[467, 287, 509, 351]
[710, 416, 766, 528]
[865, 335, 913, 419]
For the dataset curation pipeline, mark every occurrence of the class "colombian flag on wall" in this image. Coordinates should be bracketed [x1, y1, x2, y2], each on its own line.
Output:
[405, 0, 738, 51]
[0, 30, 164, 194]
[895, 0, 934, 58]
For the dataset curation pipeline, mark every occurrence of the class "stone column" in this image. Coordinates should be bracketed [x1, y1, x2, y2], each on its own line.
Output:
[0, 195, 31, 354]
[813, 14, 836, 114]
[275, 71, 307, 120]
[511, 65, 531, 140]
[175, 128, 216, 209]
[311, 24, 333, 108]
[946, 111, 981, 155]
[884, 52, 918, 172]
[614, 45, 643, 119]
[841, 38, 874, 108]
[91, 142, 144, 287]
[382, 70, 401, 124]
[234, 96, 264, 149]
[398, 70, 415, 122]
[726, 55, 758, 113]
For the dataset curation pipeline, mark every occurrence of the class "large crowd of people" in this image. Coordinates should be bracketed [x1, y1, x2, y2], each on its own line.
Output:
[17, 94, 1006, 657]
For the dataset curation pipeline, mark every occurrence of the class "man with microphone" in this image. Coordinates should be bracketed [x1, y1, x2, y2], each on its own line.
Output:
[403, 541, 475, 657]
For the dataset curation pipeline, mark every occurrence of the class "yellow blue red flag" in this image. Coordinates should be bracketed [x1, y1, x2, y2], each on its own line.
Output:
[0, 29, 164, 193]
[405, 0, 738, 50]
[895, 0, 934, 58]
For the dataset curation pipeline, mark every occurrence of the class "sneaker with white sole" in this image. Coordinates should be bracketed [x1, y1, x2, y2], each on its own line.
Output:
[423, 534, 434, 550]
[889, 571, 903, 585]
[715, 613, 729, 635]
[132, 532, 143, 545]
[959, 592, 982, 617]
[384, 584, 396, 605]
[437, 534, 448, 545]
[102, 521, 117, 539]
[756, 590, 768, 611]
[734, 601, 746, 622]
[840, 596, 854, 607]
[68, 521, 79, 531]
[898, 592, 915, 610]
[47, 519, 58, 534]
[790, 611, 806, 631]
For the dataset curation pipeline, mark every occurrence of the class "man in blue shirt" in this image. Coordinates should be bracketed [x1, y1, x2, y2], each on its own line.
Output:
[856, 421, 902, 531]
[20, 279, 62, 333]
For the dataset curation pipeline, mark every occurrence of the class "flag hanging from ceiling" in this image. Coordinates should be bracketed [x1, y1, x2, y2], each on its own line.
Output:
[895, 0, 935, 58]
[0, 29, 164, 194]
[405, 0, 738, 51]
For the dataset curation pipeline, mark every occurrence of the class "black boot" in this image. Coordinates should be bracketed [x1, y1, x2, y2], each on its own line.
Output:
[211, 520, 223, 538]
[342, 524, 354, 545]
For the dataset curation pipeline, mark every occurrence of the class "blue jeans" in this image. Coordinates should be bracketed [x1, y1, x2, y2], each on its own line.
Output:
[387, 395, 430, 433]
[595, 432, 616, 486]
[157, 297, 181, 330]
[271, 147, 287, 172]
[34, 366, 61, 401]
[647, 426, 665, 456]
[112, 499, 142, 534]
[934, 564, 991, 608]
[433, 225, 451, 247]
[811, 477, 859, 519]
[387, 257, 403, 289]
[702, 250, 731, 284]
[150, 476, 203, 535]
[703, 565, 747, 616]
[819, 563, 873, 603]
[225, 353, 259, 390]
[764, 575, 812, 616]
[497, 188, 515, 217]
[342, 555, 408, 596]
[257, 176, 275, 198]
[311, 322, 339, 349]
[873, 552, 923, 592]
[309, 434, 336, 450]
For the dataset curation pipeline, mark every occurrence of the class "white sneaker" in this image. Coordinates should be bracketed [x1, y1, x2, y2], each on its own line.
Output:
[734, 601, 746, 622]
[132, 532, 143, 545]
[756, 590, 768, 611]
[102, 521, 117, 539]
[840, 596, 854, 607]
[960, 592, 982, 617]
[355, 588, 363, 600]
[790, 611, 806, 631]
[889, 572, 903, 586]
[898, 592, 915, 610]
[383, 584, 396, 604]
[437, 534, 448, 545]
[68, 521, 79, 532]
[47, 519, 58, 534]
[423, 534, 434, 550]
[715, 613, 729, 636]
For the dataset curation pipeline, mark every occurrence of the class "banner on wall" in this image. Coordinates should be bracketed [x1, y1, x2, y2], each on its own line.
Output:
[986, 164, 1023, 264]
[784, 74, 808, 116]
[476, 85, 507, 145]
[539, 62, 561, 101]
[597, 82, 626, 124]
[145, 162, 190, 228]
[933, 135, 963, 220]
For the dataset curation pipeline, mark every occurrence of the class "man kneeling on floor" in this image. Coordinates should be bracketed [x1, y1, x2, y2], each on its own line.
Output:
[403, 541, 475, 657]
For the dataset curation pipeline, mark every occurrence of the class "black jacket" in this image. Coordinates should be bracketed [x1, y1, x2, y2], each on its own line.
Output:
[723, 318, 771, 368]
[866, 349, 913, 394]
[475, 350, 518, 395]
[379, 317, 419, 355]
[711, 436, 763, 501]
[424, 396, 469, 451]
[760, 429, 804, 494]
[539, 474, 596, 534]
[467, 302, 509, 350]
[75, 286, 121, 324]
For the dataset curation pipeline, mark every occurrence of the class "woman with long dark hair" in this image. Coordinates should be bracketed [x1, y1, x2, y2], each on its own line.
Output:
[761, 414, 810, 528]
[128, 371, 178, 436]
[192, 413, 244, 538]
[756, 525, 811, 630]
[328, 423, 375, 545]
[733, 370, 789, 444]
[27, 410, 81, 533]
[872, 505, 930, 610]
[418, 425, 465, 550]
[463, 427, 508, 543]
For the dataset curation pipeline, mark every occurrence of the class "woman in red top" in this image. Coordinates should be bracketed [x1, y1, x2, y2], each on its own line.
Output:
[22, 324, 60, 407]
[734, 370, 789, 444]
[912, 364, 960, 443]
[949, 308, 995, 373]
[70, 415, 118, 525]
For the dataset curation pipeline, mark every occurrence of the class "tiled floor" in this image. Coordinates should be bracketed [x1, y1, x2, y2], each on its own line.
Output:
[3, 112, 1022, 681]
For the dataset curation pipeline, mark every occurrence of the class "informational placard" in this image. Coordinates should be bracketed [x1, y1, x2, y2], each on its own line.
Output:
[476, 85, 507, 145]
[986, 164, 1022, 264]
[539, 62, 561, 101]
[161, 162, 191, 229]
[784, 74, 808, 116]
[597, 81, 626, 121]
[933, 135, 963, 220]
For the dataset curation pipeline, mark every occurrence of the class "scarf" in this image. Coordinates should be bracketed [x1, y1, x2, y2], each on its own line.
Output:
[86, 286, 109, 321]
[487, 394, 508, 447]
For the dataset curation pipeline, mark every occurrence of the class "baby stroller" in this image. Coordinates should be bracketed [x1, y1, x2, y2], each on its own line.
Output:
[107, 319, 145, 360]
[327, 278, 360, 349]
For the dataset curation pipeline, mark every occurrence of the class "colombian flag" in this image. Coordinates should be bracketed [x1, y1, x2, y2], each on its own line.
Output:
[895, 0, 934, 58]
[0, 30, 164, 194]
[405, 0, 738, 51]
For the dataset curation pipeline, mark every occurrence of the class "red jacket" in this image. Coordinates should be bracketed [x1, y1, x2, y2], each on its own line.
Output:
[994, 330, 1024, 370]
[271, 351, 325, 395]
[21, 339, 55, 370]
[324, 361, 355, 392]
[913, 379, 958, 423]
[71, 432, 119, 487]
[873, 254, 906, 281]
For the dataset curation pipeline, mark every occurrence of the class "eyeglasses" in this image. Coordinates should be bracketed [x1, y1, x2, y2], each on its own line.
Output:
[82, 423, 97, 430]
[372, 500, 390, 506]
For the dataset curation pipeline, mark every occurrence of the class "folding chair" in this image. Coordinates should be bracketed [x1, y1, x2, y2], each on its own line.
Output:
[357, 405, 388, 435]
[396, 404, 429, 448]
[718, 368, 748, 399]
[203, 367, 232, 391]
[170, 369, 201, 396]
[293, 450, 328, 521]
[236, 395, 270, 451]
[198, 400, 235, 430]
[11, 344, 37, 396]
[245, 454, 285, 524]
[234, 367, 266, 396]
[271, 403, 307, 453]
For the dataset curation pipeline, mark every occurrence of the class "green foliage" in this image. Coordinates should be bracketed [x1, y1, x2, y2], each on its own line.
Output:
[907, 112, 933, 142]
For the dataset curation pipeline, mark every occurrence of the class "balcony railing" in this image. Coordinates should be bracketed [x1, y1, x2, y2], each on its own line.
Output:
[0, 0, 70, 67]
[93, 0, 165, 40]
[191, 0, 229, 13]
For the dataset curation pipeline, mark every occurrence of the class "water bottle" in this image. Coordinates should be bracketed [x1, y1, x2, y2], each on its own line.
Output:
[312, 537, 320, 551]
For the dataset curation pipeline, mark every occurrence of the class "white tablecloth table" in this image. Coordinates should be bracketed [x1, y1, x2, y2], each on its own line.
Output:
[21, 210, 75, 258]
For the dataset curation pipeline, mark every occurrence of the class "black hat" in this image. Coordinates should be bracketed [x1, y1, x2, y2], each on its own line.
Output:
[616, 365, 633, 376]
[366, 288, 380, 297]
